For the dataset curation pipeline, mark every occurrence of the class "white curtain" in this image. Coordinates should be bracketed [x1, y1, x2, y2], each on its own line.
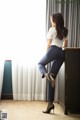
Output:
[0, 0, 46, 100]
[12, 62, 46, 100]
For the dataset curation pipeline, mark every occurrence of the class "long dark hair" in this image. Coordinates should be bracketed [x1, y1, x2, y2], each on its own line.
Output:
[52, 13, 68, 40]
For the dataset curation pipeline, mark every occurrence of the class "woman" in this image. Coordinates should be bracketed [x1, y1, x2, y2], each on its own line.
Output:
[38, 13, 68, 113]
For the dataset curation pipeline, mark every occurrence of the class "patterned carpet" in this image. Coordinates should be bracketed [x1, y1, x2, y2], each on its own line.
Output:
[0, 100, 80, 120]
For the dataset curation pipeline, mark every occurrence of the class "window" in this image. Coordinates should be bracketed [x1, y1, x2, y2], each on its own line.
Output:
[0, 0, 46, 65]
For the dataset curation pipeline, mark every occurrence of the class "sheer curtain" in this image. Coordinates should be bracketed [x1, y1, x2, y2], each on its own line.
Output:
[0, 0, 46, 100]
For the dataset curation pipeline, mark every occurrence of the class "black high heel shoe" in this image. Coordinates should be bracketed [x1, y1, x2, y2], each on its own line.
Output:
[42, 102, 55, 114]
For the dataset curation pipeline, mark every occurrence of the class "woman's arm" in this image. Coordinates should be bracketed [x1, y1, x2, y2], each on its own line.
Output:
[46, 39, 52, 51]
[62, 39, 68, 48]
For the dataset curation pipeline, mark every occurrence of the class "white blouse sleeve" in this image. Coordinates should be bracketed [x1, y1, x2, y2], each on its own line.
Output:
[47, 27, 54, 39]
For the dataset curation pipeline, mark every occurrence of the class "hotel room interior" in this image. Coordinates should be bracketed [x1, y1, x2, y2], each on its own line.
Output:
[0, 0, 80, 120]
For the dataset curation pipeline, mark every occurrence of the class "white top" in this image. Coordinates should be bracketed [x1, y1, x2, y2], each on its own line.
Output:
[47, 27, 67, 48]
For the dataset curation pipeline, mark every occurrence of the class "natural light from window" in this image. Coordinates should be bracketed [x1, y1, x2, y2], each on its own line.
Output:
[0, 0, 46, 65]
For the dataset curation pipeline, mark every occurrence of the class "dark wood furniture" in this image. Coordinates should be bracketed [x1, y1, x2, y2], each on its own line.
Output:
[58, 48, 80, 115]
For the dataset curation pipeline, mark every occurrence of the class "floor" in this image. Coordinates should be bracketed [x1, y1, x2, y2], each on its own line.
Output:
[0, 100, 80, 120]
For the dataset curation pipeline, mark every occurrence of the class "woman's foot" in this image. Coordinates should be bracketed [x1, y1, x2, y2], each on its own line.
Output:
[42, 102, 55, 114]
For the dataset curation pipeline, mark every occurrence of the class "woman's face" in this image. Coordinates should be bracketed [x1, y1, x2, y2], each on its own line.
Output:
[50, 16, 56, 27]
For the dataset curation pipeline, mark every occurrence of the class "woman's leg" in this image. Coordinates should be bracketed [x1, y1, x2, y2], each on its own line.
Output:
[48, 49, 65, 101]
[43, 49, 65, 114]
[38, 46, 65, 113]
[38, 46, 58, 78]
[49, 48, 65, 80]
[48, 59, 64, 102]
[43, 60, 64, 114]
[48, 80, 55, 102]
[50, 59, 64, 79]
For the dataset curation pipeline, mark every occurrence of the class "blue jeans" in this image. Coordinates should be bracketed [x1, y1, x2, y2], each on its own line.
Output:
[38, 45, 65, 102]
